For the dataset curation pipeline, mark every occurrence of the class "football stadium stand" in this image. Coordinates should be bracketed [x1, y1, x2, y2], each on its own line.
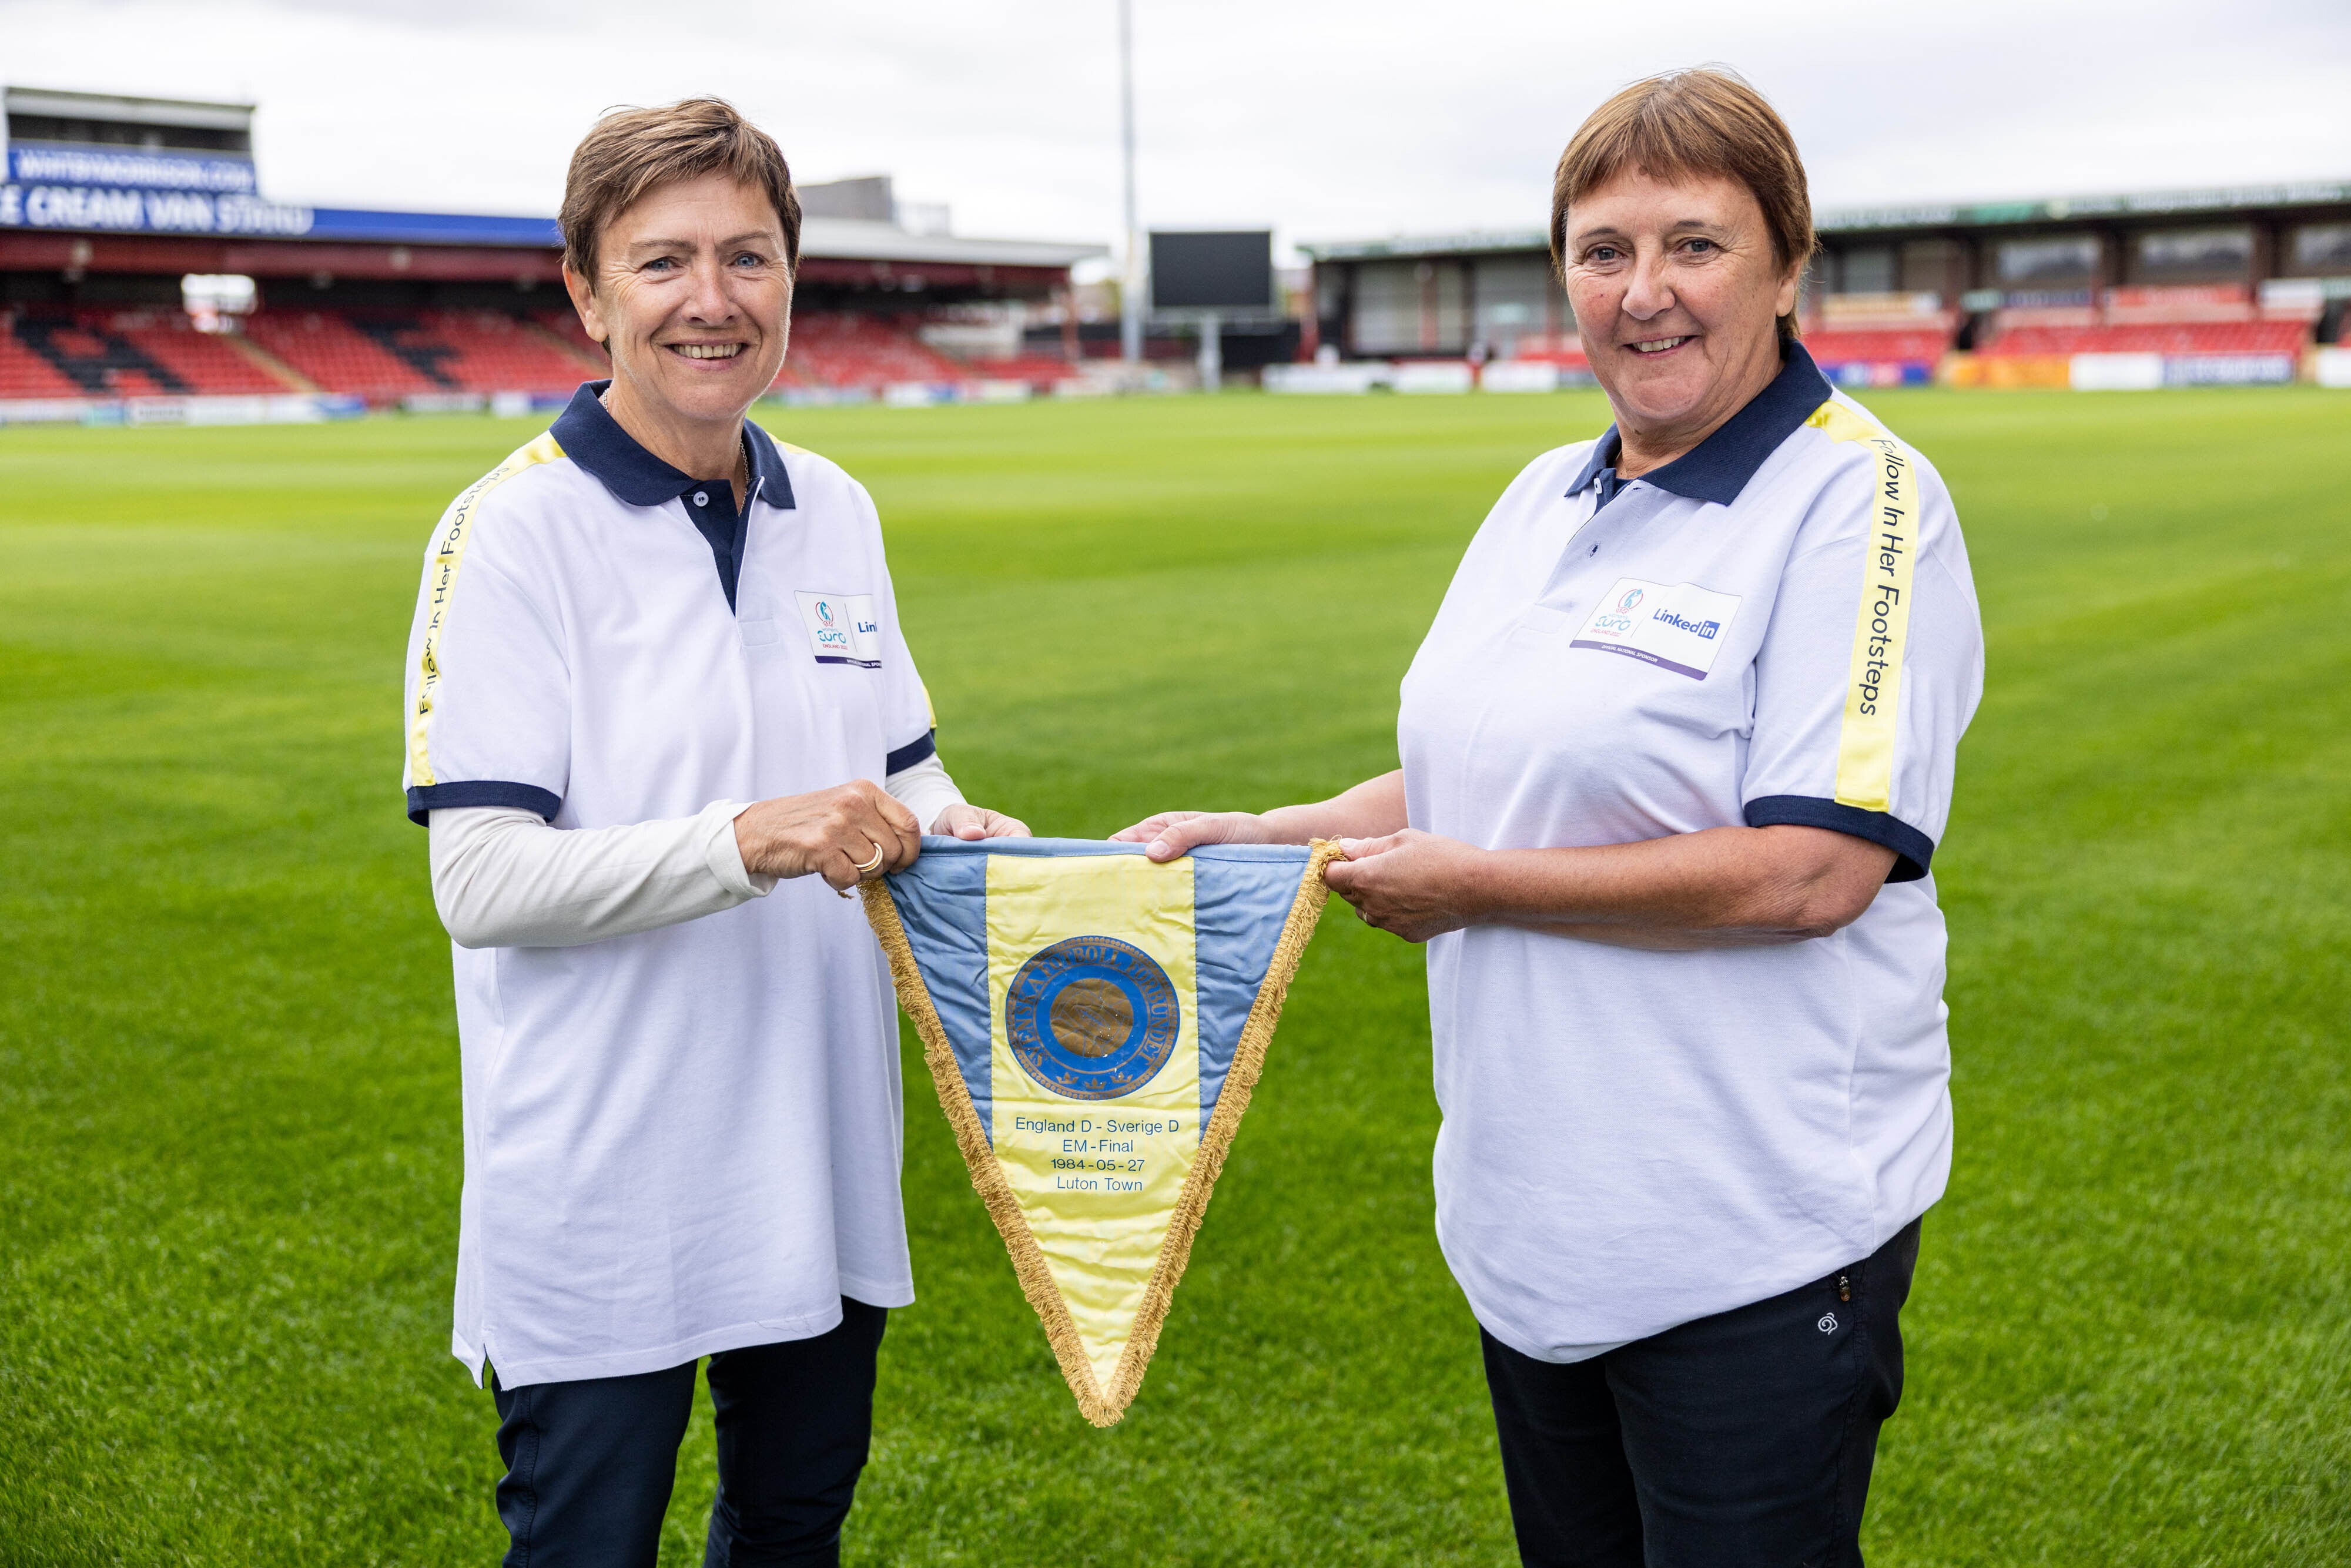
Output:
[1301, 180, 2351, 387]
[1981, 321, 2310, 357]
[1, 307, 296, 398]
[772, 313, 965, 390]
[955, 352, 1086, 390]
[0, 89, 1105, 419]
[1503, 333, 1590, 372]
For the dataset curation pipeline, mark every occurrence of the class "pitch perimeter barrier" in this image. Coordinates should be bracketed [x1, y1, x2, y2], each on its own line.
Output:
[0, 392, 367, 426]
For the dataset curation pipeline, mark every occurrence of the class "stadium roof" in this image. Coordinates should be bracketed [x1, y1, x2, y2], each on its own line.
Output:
[1297, 179, 2351, 262]
[799, 218, 1102, 269]
[1813, 179, 2351, 235]
[2, 87, 1106, 270]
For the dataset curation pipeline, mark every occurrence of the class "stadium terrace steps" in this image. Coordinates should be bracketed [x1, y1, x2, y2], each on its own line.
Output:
[522, 316, 607, 376]
[221, 332, 320, 393]
[245, 311, 443, 401]
[533, 310, 608, 370]
[116, 313, 304, 396]
[240, 309, 599, 402]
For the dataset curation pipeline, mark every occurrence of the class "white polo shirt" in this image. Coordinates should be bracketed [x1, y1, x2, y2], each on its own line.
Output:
[400, 383, 936, 1388]
[1398, 345, 1984, 1362]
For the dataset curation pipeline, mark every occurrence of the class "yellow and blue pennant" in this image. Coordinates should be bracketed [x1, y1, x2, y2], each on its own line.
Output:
[863, 836, 1337, 1425]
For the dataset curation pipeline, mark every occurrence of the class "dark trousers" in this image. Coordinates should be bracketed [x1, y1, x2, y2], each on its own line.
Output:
[488, 1298, 888, 1568]
[1482, 1218, 1921, 1568]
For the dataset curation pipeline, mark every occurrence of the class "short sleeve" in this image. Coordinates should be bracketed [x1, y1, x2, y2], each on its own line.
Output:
[853, 479, 939, 775]
[1740, 448, 1984, 882]
[400, 500, 570, 826]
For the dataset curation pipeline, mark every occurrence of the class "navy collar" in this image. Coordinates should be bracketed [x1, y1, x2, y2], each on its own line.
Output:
[550, 380, 795, 511]
[1565, 341, 1833, 507]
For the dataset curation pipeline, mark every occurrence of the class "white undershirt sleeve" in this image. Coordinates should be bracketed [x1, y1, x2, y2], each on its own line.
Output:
[428, 753, 967, 950]
[429, 800, 773, 950]
[884, 750, 966, 837]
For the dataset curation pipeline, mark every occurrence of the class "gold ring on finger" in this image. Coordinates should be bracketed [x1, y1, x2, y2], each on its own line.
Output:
[853, 845, 887, 876]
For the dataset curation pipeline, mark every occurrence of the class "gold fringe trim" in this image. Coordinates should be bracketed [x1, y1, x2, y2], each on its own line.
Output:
[861, 840, 1339, 1426]
[860, 877, 1105, 1415]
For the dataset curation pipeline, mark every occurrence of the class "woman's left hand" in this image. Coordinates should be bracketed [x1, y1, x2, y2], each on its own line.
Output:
[1323, 829, 1488, 943]
[932, 804, 1032, 841]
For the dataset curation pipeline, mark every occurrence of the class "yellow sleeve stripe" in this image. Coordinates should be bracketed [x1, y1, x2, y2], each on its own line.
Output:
[407, 432, 564, 789]
[1804, 400, 1919, 815]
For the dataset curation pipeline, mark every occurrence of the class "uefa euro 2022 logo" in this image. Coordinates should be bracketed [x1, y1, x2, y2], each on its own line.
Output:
[816, 599, 835, 626]
[1592, 584, 1647, 638]
[1006, 936, 1181, 1101]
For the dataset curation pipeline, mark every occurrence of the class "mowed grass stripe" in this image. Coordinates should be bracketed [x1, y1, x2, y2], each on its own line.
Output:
[1, 387, 2346, 1566]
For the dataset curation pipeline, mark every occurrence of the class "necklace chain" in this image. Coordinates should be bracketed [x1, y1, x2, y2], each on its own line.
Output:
[597, 386, 751, 494]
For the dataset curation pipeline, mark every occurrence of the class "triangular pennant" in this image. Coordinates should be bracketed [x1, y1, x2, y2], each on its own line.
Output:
[863, 836, 1337, 1425]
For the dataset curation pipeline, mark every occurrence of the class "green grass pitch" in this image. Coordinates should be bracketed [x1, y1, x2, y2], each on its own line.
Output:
[2, 384, 2348, 1565]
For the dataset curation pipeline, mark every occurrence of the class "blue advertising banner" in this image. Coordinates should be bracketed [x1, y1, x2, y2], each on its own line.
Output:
[0, 180, 560, 247]
[7, 143, 257, 194]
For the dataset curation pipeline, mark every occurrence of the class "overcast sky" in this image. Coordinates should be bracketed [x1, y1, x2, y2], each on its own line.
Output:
[5, 0, 2347, 262]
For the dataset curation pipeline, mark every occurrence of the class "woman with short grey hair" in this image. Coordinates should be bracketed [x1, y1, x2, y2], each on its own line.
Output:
[1120, 69, 1982, 1566]
[401, 97, 1024, 1566]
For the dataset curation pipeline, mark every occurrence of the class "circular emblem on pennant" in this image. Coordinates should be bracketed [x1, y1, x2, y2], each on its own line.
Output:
[1005, 936, 1180, 1101]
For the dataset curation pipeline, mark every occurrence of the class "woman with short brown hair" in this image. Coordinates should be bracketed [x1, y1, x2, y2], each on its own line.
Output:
[402, 97, 1024, 1566]
[1119, 69, 1982, 1564]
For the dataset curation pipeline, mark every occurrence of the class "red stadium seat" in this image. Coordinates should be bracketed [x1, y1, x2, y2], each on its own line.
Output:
[0, 315, 91, 399]
[109, 310, 299, 395]
[244, 310, 443, 401]
[778, 314, 969, 390]
[0, 309, 308, 400]
[962, 353, 1083, 388]
[417, 311, 602, 396]
[1982, 321, 2311, 356]
[1501, 333, 1590, 371]
[1801, 327, 1955, 364]
[245, 309, 606, 401]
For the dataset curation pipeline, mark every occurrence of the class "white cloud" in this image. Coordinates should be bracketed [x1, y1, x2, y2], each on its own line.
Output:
[4, 0, 2345, 261]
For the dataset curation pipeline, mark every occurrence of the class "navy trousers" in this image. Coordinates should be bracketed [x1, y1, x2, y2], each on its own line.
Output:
[1481, 1218, 1922, 1568]
[488, 1298, 888, 1568]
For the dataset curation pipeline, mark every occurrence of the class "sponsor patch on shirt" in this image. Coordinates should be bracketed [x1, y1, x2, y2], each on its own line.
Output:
[1569, 578, 1742, 680]
[792, 591, 882, 668]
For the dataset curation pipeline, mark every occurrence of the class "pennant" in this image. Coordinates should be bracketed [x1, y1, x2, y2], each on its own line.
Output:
[863, 836, 1337, 1425]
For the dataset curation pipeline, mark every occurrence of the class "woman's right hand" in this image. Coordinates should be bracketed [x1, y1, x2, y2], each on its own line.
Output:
[735, 781, 922, 890]
[1111, 810, 1281, 863]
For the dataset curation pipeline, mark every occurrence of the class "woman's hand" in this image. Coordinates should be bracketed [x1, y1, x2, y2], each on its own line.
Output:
[933, 803, 1032, 841]
[734, 781, 922, 890]
[1111, 810, 1282, 863]
[1323, 829, 1489, 943]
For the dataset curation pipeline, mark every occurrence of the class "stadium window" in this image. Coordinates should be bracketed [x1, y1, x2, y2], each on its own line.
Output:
[1840, 247, 1896, 294]
[1351, 263, 1421, 356]
[6, 111, 250, 154]
[1472, 256, 1549, 356]
[2291, 224, 2351, 274]
[183, 273, 256, 333]
[1996, 237, 2098, 287]
[2135, 227, 2252, 281]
